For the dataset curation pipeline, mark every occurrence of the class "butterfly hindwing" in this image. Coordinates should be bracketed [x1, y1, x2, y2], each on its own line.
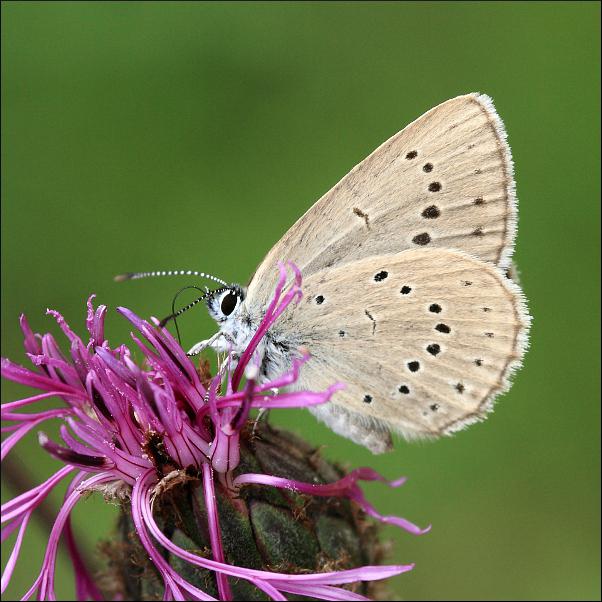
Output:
[277, 249, 529, 451]
[247, 93, 516, 309]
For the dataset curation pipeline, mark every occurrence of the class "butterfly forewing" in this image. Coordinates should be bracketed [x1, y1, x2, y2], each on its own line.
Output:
[247, 93, 516, 309]
[236, 93, 529, 452]
[279, 249, 529, 445]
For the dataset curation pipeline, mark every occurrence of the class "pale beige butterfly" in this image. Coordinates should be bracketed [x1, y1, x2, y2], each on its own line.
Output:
[120, 93, 530, 453]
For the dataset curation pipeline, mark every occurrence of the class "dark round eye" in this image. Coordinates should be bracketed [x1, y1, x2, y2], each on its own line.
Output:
[220, 291, 238, 316]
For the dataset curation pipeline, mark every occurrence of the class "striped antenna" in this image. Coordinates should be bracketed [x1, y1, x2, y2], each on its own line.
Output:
[159, 290, 215, 328]
[114, 269, 228, 287]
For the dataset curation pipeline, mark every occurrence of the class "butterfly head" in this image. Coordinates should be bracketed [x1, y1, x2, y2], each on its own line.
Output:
[206, 284, 245, 324]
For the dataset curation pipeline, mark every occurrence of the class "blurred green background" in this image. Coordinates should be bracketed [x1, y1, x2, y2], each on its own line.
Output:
[2, 2, 600, 600]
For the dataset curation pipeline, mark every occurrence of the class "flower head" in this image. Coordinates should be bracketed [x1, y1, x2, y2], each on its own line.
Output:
[1, 263, 429, 601]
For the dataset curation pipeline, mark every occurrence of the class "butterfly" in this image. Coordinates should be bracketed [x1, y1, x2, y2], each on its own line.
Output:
[121, 93, 530, 453]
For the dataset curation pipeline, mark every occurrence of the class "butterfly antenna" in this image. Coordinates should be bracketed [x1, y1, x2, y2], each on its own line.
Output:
[159, 286, 213, 341]
[114, 269, 228, 287]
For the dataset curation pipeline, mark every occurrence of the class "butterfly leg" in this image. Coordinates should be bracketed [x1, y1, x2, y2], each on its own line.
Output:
[251, 407, 270, 439]
[187, 331, 229, 356]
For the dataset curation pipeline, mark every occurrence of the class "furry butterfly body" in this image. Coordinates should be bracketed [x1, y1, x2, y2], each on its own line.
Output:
[158, 93, 530, 453]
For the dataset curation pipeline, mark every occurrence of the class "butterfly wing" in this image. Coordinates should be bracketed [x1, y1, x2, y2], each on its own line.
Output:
[247, 93, 516, 309]
[277, 249, 529, 452]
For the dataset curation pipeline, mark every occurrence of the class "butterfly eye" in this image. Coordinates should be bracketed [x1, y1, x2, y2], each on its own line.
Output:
[220, 291, 239, 317]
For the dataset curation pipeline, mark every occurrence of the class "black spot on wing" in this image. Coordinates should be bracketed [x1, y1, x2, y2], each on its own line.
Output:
[421, 205, 440, 219]
[413, 233, 431, 246]
[426, 344, 441, 356]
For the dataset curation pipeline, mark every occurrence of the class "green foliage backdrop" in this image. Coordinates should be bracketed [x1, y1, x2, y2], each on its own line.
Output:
[2, 2, 600, 600]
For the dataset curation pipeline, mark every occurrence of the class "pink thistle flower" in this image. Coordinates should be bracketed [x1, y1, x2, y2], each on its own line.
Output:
[1, 264, 429, 601]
